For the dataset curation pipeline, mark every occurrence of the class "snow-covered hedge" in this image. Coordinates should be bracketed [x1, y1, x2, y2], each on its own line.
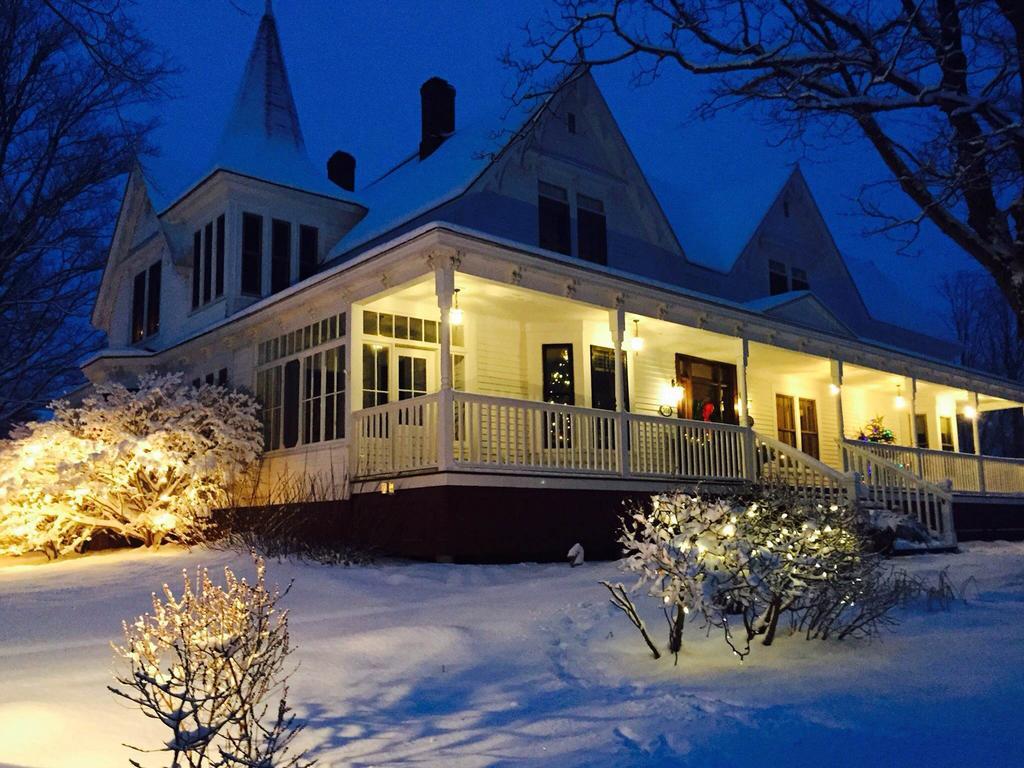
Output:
[0, 373, 262, 558]
[616, 487, 908, 661]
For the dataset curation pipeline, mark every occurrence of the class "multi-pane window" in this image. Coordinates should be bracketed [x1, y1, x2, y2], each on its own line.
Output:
[271, 219, 291, 294]
[940, 416, 955, 452]
[776, 394, 797, 448]
[192, 218, 224, 309]
[577, 194, 607, 265]
[542, 343, 575, 405]
[798, 397, 819, 459]
[362, 344, 389, 408]
[914, 413, 929, 449]
[538, 181, 571, 255]
[256, 314, 347, 452]
[769, 260, 789, 295]
[362, 310, 439, 344]
[299, 225, 318, 281]
[255, 365, 283, 450]
[791, 267, 810, 291]
[241, 212, 263, 296]
[131, 261, 161, 343]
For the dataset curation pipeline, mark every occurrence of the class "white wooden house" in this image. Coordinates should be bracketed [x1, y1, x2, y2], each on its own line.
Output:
[84, 6, 1024, 557]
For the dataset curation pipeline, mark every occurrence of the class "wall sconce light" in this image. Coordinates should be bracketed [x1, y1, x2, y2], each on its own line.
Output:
[658, 378, 684, 417]
[894, 385, 906, 410]
[449, 288, 464, 326]
[964, 404, 978, 420]
[629, 319, 644, 352]
[378, 480, 395, 495]
[829, 383, 841, 396]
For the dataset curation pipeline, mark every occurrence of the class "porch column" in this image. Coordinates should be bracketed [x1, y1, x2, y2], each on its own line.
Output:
[831, 359, 846, 471]
[435, 260, 455, 471]
[609, 305, 629, 477]
[739, 338, 756, 481]
[972, 391, 985, 493]
[910, 376, 923, 478]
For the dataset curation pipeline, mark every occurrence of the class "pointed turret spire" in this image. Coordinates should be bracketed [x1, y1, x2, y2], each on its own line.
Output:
[218, 1, 304, 152]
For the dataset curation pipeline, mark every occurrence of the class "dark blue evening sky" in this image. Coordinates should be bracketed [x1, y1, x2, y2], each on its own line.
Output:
[133, 0, 984, 335]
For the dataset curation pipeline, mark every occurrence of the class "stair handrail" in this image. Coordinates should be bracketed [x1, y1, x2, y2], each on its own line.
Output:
[840, 438, 955, 546]
[753, 432, 854, 507]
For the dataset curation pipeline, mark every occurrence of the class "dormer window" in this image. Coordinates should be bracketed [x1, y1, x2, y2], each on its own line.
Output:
[769, 259, 789, 295]
[131, 261, 161, 343]
[538, 181, 571, 256]
[191, 216, 225, 309]
[577, 194, 607, 265]
[791, 267, 810, 291]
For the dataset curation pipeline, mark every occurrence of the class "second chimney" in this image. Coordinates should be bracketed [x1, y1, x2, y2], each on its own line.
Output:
[419, 77, 455, 160]
[327, 151, 356, 191]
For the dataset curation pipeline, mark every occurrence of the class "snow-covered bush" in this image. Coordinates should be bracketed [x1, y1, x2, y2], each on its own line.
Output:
[109, 555, 311, 768]
[617, 487, 891, 661]
[0, 373, 261, 558]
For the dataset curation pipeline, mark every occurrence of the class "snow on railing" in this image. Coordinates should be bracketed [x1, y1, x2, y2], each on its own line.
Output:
[841, 440, 955, 546]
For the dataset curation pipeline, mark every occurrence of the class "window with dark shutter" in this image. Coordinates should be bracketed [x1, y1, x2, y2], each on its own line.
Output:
[146, 262, 161, 337]
[538, 182, 571, 255]
[215, 215, 225, 297]
[131, 270, 146, 342]
[271, 219, 291, 294]
[577, 194, 607, 265]
[192, 230, 201, 308]
[241, 213, 263, 296]
[769, 260, 789, 295]
[791, 267, 810, 292]
[299, 225, 318, 281]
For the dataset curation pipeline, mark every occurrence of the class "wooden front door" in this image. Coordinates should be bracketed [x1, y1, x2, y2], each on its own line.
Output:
[798, 398, 820, 459]
[674, 354, 737, 424]
[776, 394, 797, 448]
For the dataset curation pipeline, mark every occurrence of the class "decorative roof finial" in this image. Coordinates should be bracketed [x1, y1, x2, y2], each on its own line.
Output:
[265, 0, 273, 17]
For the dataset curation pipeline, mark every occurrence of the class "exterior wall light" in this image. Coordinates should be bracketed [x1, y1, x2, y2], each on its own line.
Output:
[449, 288, 464, 326]
[964, 405, 978, 420]
[829, 383, 841, 396]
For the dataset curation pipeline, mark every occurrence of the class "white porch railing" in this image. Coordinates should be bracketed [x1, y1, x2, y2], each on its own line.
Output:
[451, 391, 620, 474]
[851, 441, 1024, 495]
[841, 440, 955, 546]
[754, 433, 853, 509]
[628, 413, 749, 481]
[353, 394, 440, 479]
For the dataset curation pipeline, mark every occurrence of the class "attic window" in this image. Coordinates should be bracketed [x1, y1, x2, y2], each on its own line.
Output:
[538, 181, 571, 256]
[783, 199, 791, 217]
[769, 259, 789, 295]
[791, 267, 810, 292]
[567, 112, 577, 134]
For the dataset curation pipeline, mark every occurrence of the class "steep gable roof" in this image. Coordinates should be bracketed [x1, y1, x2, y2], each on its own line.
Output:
[745, 291, 855, 338]
[649, 154, 796, 273]
[139, 3, 359, 213]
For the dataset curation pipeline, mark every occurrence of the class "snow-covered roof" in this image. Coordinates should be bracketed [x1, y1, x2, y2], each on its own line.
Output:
[326, 101, 539, 260]
[648, 152, 796, 273]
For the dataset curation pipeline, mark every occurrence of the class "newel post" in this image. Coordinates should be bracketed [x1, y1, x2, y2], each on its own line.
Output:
[434, 253, 457, 472]
[610, 303, 630, 477]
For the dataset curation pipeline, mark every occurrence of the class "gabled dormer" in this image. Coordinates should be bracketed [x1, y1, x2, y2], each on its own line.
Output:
[92, 2, 365, 351]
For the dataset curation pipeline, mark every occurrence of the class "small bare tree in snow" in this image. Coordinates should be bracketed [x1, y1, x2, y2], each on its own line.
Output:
[509, 1, 1024, 327]
[109, 555, 312, 768]
[0, 372, 262, 558]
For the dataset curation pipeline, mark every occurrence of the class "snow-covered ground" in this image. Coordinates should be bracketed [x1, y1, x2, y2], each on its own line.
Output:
[1, 542, 1023, 767]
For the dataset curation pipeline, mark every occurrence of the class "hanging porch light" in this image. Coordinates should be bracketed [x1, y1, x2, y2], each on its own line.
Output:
[894, 385, 906, 410]
[964, 404, 978, 420]
[449, 288, 464, 326]
[629, 319, 644, 352]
